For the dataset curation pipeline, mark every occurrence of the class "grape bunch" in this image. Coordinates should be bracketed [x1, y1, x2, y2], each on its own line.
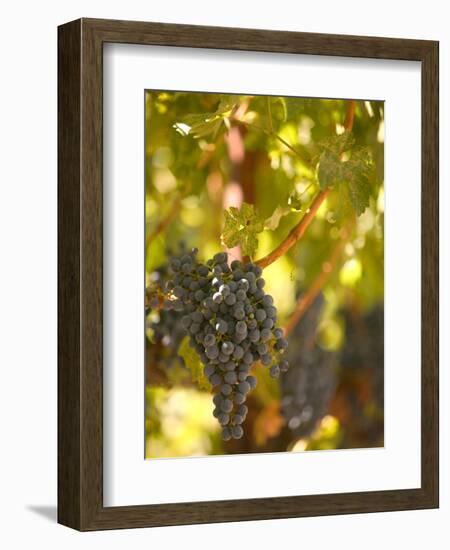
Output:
[164, 248, 289, 440]
[280, 294, 338, 439]
[145, 252, 186, 368]
[340, 305, 384, 412]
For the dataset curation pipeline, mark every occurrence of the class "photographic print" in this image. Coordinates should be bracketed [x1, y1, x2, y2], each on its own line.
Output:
[58, 19, 438, 529]
[145, 91, 384, 459]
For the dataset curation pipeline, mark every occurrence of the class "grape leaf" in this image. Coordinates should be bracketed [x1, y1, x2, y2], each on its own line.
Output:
[264, 205, 291, 230]
[174, 100, 236, 140]
[342, 149, 374, 215]
[317, 133, 355, 190]
[319, 132, 355, 155]
[316, 133, 375, 216]
[335, 181, 353, 219]
[221, 202, 264, 258]
[317, 150, 343, 190]
[178, 336, 211, 391]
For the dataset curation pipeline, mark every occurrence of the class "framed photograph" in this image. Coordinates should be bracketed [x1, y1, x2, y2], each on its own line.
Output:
[58, 18, 439, 530]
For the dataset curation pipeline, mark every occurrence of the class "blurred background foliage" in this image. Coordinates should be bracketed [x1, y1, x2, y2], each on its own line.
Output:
[145, 91, 384, 458]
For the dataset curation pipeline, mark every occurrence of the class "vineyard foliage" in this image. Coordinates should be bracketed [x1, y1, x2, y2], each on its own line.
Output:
[145, 92, 384, 457]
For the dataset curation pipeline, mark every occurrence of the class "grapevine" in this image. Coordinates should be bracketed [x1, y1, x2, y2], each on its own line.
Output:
[145, 93, 385, 457]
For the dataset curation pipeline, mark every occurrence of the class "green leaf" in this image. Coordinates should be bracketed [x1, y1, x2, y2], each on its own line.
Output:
[318, 132, 355, 155]
[335, 181, 354, 219]
[317, 150, 343, 190]
[316, 133, 375, 216]
[221, 202, 264, 258]
[175, 100, 236, 140]
[347, 174, 371, 215]
[178, 336, 211, 391]
[264, 205, 291, 230]
[180, 117, 223, 139]
[342, 149, 374, 215]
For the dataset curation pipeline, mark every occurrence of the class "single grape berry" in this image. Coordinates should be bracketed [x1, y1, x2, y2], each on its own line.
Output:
[231, 425, 244, 439]
[222, 427, 232, 441]
[234, 392, 246, 405]
[221, 341, 234, 355]
[280, 359, 289, 373]
[221, 383, 233, 396]
[270, 364, 281, 378]
[204, 365, 215, 378]
[238, 381, 251, 394]
[218, 413, 230, 426]
[221, 399, 233, 413]
[215, 319, 228, 334]
[224, 371, 238, 385]
[204, 333, 216, 347]
[210, 373, 222, 387]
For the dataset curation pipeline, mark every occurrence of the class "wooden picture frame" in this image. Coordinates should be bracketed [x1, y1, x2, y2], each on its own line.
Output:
[58, 18, 439, 531]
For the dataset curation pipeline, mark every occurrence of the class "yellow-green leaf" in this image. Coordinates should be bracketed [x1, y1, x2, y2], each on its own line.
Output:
[178, 336, 211, 391]
[221, 202, 264, 258]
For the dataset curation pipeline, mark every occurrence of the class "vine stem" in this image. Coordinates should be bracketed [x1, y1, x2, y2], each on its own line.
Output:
[283, 219, 354, 336]
[255, 189, 330, 268]
[344, 99, 356, 132]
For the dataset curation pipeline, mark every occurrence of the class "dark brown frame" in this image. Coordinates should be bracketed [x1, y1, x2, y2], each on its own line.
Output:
[58, 17, 439, 531]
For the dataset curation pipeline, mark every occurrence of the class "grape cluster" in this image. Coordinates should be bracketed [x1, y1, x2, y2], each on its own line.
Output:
[164, 248, 289, 440]
[145, 260, 186, 368]
[340, 305, 384, 412]
[281, 294, 338, 438]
